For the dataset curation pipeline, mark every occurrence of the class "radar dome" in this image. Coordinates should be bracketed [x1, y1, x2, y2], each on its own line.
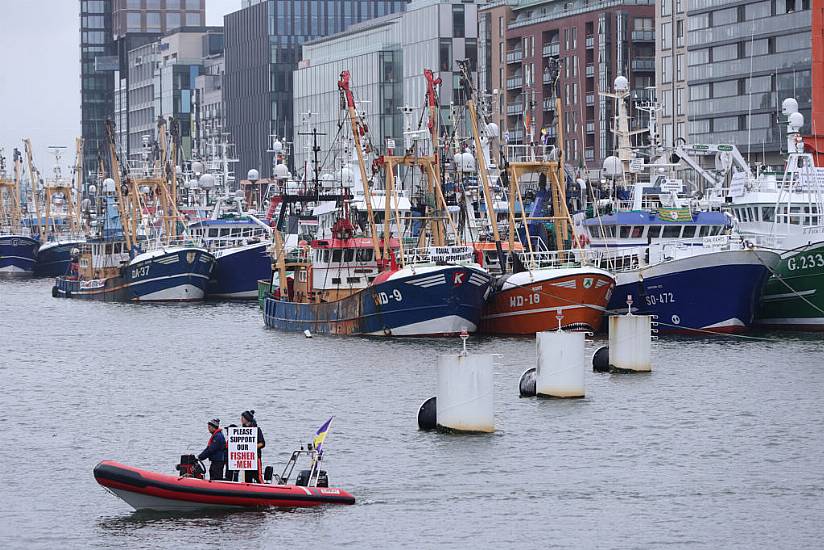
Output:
[247, 168, 260, 181]
[273, 164, 289, 179]
[460, 151, 476, 173]
[614, 76, 629, 92]
[139, 186, 150, 194]
[271, 139, 284, 153]
[88, 184, 97, 195]
[782, 98, 799, 116]
[191, 161, 204, 176]
[788, 111, 804, 129]
[340, 166, 354, 184]
[102, 178, 115, 194]
[485, 122, 500, 138]
[602, 156, 623, 177]
[199, 173, 216, 189]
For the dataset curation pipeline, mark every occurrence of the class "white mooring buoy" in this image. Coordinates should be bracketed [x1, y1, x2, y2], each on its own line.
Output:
[608, 296, 652, 372]
[303, 329, 312, 338]
[418, 330, 495, 433]
[535, 329, 586, 398]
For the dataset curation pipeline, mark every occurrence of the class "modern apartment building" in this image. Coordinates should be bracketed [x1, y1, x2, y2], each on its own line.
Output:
[480, 0, 655, 171]
[80, 0, 205, 178]
[193, 51, 225, 161]
[655, 0, 687, 147]
[121, 27, 223, 161]
[223, 0, 410, 178]
[684, 0, 812, 164]
[291, 0, 482, 173]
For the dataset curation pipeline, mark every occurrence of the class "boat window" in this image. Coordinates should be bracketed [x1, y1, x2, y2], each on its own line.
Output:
[762, 207, 775, 222]
[698, 226, 709, 237]
[356, 248, 373, 262]
[630, 226, 643, 238]
[298, 271, 307, 282]
[662, 225, 682, 238]
[682, 225, 698, 238]
[648, 226, 663, 239]
[332, 277, 341, 284]
[619, 226, 632, 238]
[208, 228, 218, 237]
[332, 249, 343, 262]
[219, 228, 230, 237]
[322, 250, 330, 263]
[711, 226, 721, 235]
[347, 277, 360, 284]
[344, 249, 355, 262]
[105, 243, 113, 255]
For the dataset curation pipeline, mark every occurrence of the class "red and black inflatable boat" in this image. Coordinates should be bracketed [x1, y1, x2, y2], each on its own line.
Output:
[94, 460, 355, 512]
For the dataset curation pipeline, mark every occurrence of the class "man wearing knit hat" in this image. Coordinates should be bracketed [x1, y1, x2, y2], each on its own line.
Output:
[198, 418, 227, 481]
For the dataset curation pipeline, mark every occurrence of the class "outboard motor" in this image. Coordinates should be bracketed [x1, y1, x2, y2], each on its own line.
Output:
[175, 454, 205, 479]
[295, 469, 329, 487]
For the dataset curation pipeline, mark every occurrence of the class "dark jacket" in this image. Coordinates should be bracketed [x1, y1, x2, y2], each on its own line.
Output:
[198, 429, 227, 462]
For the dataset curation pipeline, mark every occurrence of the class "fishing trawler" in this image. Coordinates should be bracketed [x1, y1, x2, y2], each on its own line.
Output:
[579, 77, 779, 333]
[188, 191, 272, 299]
[53, 120, 214, 301]
[0, 148, 38, 275]
[452, 60, 614, 335]
[718, 99, 824, 330]
[262, 70, 491, 336]
[26, 140, 87, 277]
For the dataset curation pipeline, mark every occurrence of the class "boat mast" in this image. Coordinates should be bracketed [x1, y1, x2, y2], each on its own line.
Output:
[22, 139, 44, 240]
[74, 138, 85, 233]
[106, 120, 134, 252]
[337, 70, 382, 265]
[457, 60, 505, 263]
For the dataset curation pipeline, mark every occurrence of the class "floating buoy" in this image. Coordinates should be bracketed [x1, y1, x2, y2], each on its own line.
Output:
[417, 396, 437, 431]
[608, 314, 652, 373]
[592, 346, 610, 372]
[518, 367, 537, 397]
[303, 329, 312, 338]
[436, 353, 494, 432]
[535, 331, 585, 398]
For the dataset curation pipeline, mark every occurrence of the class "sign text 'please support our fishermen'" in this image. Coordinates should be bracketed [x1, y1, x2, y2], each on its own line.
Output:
[227, 426, 258, 471]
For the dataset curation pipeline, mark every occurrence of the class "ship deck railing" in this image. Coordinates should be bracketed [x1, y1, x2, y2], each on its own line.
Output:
[518, 250, 584, 270]
[505, 144, 560, 163]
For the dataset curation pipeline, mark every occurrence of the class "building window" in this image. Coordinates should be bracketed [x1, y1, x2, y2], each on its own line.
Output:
[713, 79, 738, 98]
[185, 12, 201, 26]
[453, 4, 465, 38]
[676, 20, 684, 47]
[661, 22, 671, 49]
[714, 116, 739, 132]
[689, 83, 710, 100]
[127, 12, 142, 31]
[712, 7, 738, 26]
[499, 16, 504, 38]
[185, 0, 199, 9]
[677, 88, 685, 115]
[662, 0, 671, 17]
[661, 55, 672, 83]
[688, 13, 709, 30]
[166, 12, 181, 30]
[713, 44, 738, 62]
[146, 12, 161, 30]
[688, 48, 709, 66]
[439, 40, 452, 72]
[676, 54, 684, 81]
[745, 1, 772, 20]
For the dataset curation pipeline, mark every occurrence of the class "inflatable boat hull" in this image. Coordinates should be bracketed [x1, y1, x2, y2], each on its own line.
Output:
[94, 460, 355, 511]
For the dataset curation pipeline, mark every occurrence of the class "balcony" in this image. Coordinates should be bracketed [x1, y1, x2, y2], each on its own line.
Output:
[585, 36, 594, 49]
[542, 71, 554, 85]
[585, 93, 595, 106]
[632, 88, 655, 102]
[506, 76, 523, 90]
[631, 57, 655, 72]
[542, 42, 560, 57]
[631, 30, 655, 42]
[506, 49, 523, 64]
[585, 64, 595, 78]
[542, 97, 556, 111]
[507, 103, 524, 116]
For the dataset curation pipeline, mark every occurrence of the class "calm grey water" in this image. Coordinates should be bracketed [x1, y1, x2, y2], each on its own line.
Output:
[1, 277, 823, 549]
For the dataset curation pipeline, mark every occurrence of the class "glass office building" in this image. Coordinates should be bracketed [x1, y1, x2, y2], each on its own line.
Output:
[223, 0, 410, 178]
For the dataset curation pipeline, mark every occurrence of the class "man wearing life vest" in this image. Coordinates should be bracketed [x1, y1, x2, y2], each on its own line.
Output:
[198, 418, 227, 481]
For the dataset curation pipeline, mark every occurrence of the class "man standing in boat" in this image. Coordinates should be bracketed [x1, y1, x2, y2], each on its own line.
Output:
[197, 418, 226, 481]
[240, 410, 265, 483]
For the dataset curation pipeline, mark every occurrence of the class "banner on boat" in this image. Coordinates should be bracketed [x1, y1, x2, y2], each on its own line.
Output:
[656, 207, 692, 222]
[429, 246, 474, 263]
[227, 426, 258, 470]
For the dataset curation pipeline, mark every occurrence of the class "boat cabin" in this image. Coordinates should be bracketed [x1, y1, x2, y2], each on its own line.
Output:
[188, 194, 271, 251]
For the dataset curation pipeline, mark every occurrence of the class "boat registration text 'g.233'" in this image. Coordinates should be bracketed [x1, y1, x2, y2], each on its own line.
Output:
[131, 265, 150, 278]
[374, 289, 403, 305]
[787, 253, 824, 271]
[645, 292, 675, 306]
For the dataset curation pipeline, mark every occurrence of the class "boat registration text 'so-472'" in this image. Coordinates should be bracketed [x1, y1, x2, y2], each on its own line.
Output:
[645, 292, 675, 306]
[787, 253, 824, 272]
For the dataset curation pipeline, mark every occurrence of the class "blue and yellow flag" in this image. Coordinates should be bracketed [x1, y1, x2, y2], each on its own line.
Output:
[656, 207, 692, 222]
[313, 416, 334, 453]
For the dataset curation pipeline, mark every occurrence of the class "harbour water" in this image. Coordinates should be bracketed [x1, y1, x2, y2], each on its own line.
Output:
[2, 278, 823, 548]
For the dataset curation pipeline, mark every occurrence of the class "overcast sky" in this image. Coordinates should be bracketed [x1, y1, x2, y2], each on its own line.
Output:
[0, 0, 236, 174]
